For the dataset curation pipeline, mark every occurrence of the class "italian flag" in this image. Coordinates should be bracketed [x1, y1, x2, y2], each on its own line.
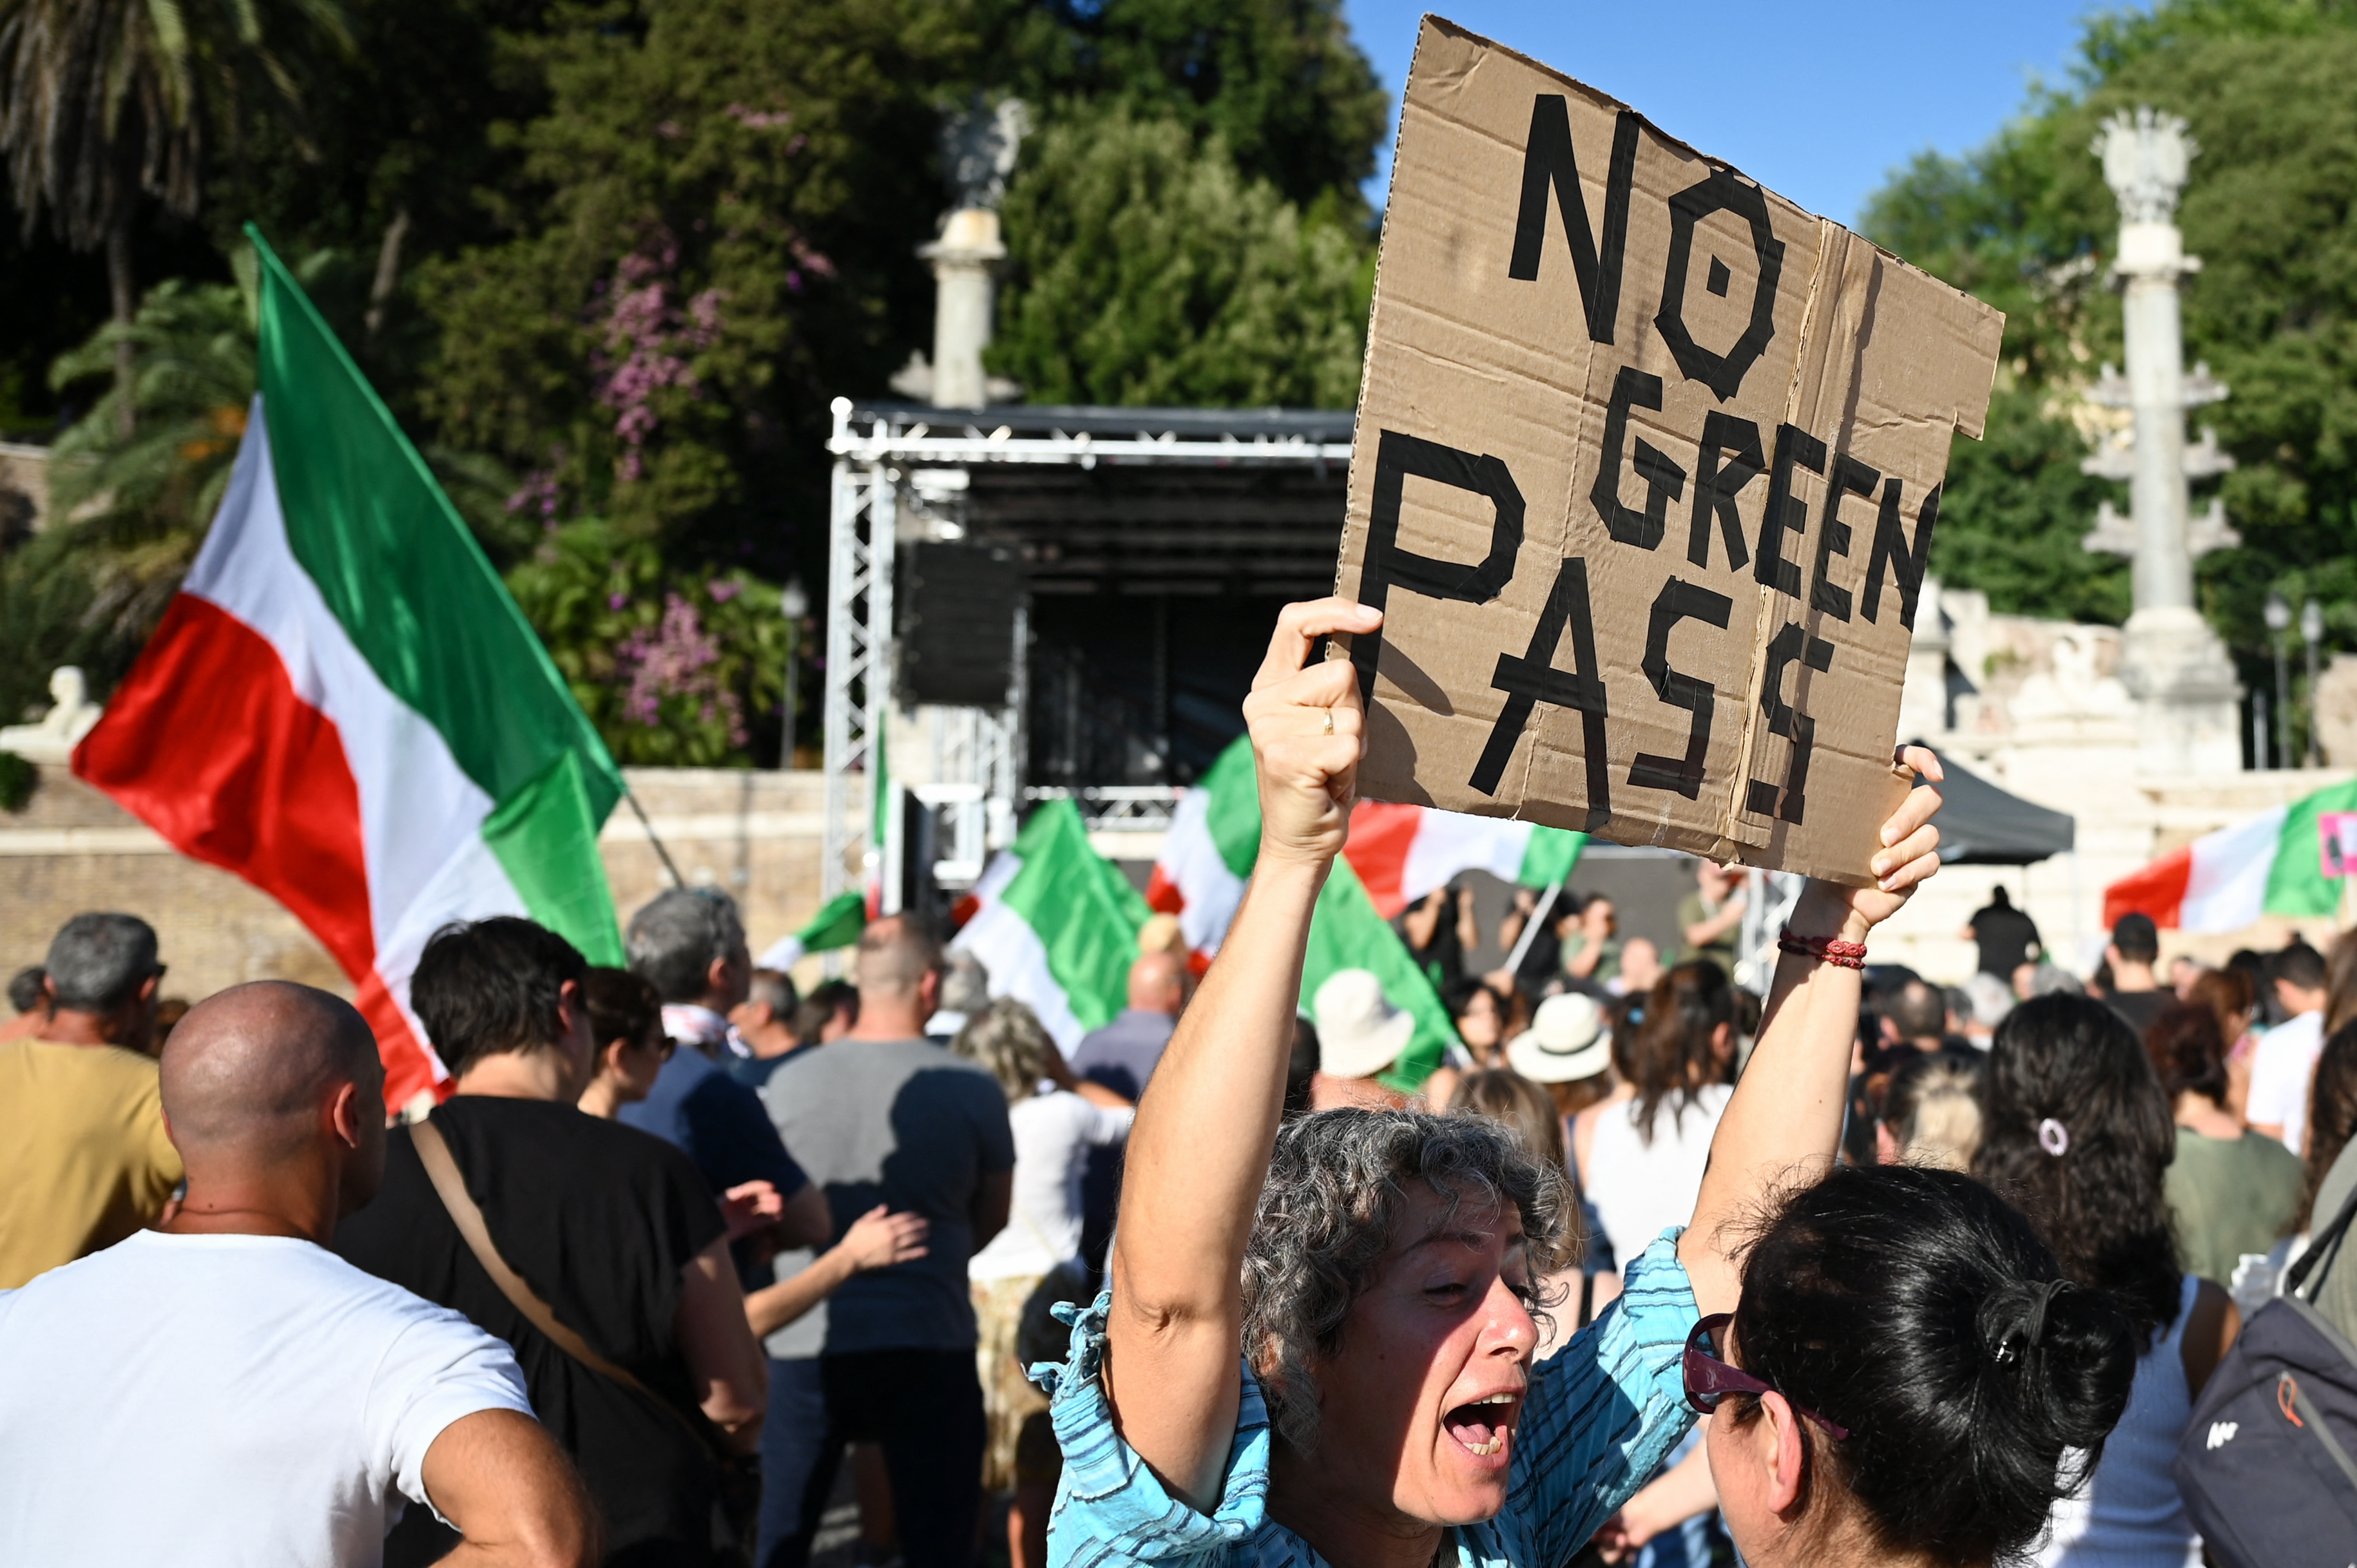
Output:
[756, 890, 869, 971]
[952, 798, 1151, 1051]
[73, 231, 626, 1109]
[1146, 737, 1585, 1088]
[2105, 779, 2357, 932]
[1150, 737, 1587, 944]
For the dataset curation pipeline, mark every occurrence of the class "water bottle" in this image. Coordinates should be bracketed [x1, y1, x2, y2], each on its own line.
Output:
[2229, 1250, 2279, 1317]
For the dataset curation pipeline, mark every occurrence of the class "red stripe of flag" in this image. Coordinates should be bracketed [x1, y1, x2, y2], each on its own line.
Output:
[2102, 843, 2193, 933]
[73, 593, 443, 1105]
[1344, 801, 1426, 920]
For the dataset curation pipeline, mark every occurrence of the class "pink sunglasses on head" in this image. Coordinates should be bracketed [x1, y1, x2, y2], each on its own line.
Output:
[1682, 1314, 1851, 1440]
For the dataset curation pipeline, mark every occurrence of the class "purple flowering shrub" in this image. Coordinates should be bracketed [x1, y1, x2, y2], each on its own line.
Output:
[506, 519, 788, 766]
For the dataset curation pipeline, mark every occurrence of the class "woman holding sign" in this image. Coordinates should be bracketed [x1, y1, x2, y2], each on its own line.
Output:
[1032, 599, 2138, 1568]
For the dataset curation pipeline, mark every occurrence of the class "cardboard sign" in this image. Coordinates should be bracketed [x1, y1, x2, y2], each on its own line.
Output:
[1334, 17, 2004, 886]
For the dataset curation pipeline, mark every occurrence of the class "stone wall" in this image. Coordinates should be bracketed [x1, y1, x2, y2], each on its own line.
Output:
[0, 764, 847, 1011]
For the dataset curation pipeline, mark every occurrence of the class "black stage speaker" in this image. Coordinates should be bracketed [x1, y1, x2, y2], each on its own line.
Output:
[900, 541, 1023, 707]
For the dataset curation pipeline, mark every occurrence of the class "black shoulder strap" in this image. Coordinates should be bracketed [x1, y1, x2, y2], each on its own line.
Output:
[2288, 1172, 2357, 1300]
[413, 1119, 726, 1460]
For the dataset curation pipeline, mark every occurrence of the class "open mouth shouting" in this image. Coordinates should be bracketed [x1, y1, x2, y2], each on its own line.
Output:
[1443, 1390, 1521, 1461]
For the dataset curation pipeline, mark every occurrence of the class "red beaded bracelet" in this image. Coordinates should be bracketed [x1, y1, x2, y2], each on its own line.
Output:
[1777, 927, 1868, 969]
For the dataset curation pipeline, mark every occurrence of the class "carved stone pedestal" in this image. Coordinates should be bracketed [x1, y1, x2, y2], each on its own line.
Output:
[2120, 606, 2244, 774]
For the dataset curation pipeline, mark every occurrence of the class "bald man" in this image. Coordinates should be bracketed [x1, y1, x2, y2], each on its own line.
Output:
[0, 982, 593, 1568]
[755, 916, 1014, 1568]
[1070, 950, 1188, 1102]
[1069, 950, 1189, 1272]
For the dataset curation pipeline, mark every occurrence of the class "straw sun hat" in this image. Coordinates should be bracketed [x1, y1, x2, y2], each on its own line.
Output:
[1311, 969, 1416, 1080]
[1504, 992, 1611, 1084]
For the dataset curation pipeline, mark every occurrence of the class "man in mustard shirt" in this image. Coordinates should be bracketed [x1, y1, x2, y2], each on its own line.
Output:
[0, 913, 183, 1288]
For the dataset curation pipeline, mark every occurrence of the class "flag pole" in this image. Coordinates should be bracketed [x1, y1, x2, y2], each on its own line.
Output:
[624, 787, 686, 888]
[1503, 881, 1563, 979]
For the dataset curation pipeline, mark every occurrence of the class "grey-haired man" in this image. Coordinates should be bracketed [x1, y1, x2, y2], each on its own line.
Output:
[0, 912, 182, 1287]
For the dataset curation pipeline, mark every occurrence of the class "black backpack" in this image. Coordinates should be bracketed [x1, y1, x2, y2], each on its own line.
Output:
[2173, 1180, 2357, 1567]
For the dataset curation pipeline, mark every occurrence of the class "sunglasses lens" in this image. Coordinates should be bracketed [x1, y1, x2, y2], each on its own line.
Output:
[1680, 1348, 1721, 1413]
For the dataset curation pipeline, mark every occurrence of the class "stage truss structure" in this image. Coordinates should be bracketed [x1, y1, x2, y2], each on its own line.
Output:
[820, 396, 1354, 911]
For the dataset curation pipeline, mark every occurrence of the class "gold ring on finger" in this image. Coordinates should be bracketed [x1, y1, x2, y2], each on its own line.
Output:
[1322, 709, 1335, 736]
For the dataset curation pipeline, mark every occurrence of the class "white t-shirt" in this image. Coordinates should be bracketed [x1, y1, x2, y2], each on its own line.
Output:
[2249, 1010, 2326, 1155]
[968, 1087, 1133, 1281]
[0, 1230, 534, 1567]
[1585, 1082, 1735, 1267]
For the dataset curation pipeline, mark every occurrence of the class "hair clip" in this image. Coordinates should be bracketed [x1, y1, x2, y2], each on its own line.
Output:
[2037, 1118, 2070, 1158]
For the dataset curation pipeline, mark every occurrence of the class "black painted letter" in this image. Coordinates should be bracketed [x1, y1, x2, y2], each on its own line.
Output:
[1593, 367, 1686, 550]
[1508, 98, 1641, 346]
[1754, 423, 1825, 598]
[1626, 577, 1735, 800]
[1653, 169, 1785, 401]
[1472, 556, 1611, 828]
[1809, 454, 1880, 622]
[1688, 412, 1762, 571]
[1744, 623, 1835, 825]
[1862, 480, 1940, 629]
[1351, 430, 1526, 707]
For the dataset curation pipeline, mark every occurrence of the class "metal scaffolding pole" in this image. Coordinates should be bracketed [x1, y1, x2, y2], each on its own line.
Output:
[820, 450, 896, 909]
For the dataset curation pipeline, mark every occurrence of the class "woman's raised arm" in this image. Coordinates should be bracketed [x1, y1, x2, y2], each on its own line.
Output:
[1104, 598, 1381, 1511]
[1679, 745, 1945, 1317]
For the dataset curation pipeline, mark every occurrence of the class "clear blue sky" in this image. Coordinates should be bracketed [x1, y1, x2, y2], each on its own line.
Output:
[1341, 3, 2126, 227]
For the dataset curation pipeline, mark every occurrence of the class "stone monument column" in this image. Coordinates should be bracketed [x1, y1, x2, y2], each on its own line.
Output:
[2081, 108, 2243, 774]
[918, 99, 1029, 411]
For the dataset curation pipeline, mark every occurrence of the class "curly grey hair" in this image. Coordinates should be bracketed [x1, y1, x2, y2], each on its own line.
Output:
[1240, 1107, 1573, 1452]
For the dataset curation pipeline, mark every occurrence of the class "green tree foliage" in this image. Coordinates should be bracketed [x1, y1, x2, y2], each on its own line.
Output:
[0, 533, 156, 743]
[8, 0, 1394, 766]
[505, 519, 786, 765]
[971, 0, 1386, 210]
[1860, 0, 2357, 664]
[988, 109, 1371, 406]
[1924, 387, 2130, 626]
[47, 274, 258, 555]
[0, 0, 351, 417]
[20, 268, 267, 723]
[206, 0, 561, 410]
[416, 0, 963, 550]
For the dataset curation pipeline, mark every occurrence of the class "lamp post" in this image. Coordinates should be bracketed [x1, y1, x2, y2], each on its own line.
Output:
[2266, 590, 2292, 769]
[2302, 597, 2325, 767]
[780, 577, 809, 771]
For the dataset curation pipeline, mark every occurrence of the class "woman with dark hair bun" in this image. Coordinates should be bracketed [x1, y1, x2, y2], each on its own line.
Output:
[1707, 1165, 2139, 1566]
[1974, 993, 2241, 1567]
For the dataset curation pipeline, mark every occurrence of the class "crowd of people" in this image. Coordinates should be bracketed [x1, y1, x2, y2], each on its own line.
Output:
[3, 597, 2354, 1567]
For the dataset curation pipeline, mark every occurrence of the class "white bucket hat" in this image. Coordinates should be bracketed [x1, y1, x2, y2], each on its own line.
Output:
[1311, 969, 1416, 1080]
[1505, 992, 1611, 1084]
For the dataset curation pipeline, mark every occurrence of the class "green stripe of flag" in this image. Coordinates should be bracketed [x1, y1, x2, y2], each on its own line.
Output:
[248, 225, 624, 964]
[1518, 826, 1585, 888]
[998, 799, 1153, 1034]
[796, 891, 870, 955]
[1305, 856, 1454, 1092]
[251, 226, 621, 821]
[1191, 735, 1451, 1088]
[2266, 779, 2357, 919]
[1202, 737, 1263, 881]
